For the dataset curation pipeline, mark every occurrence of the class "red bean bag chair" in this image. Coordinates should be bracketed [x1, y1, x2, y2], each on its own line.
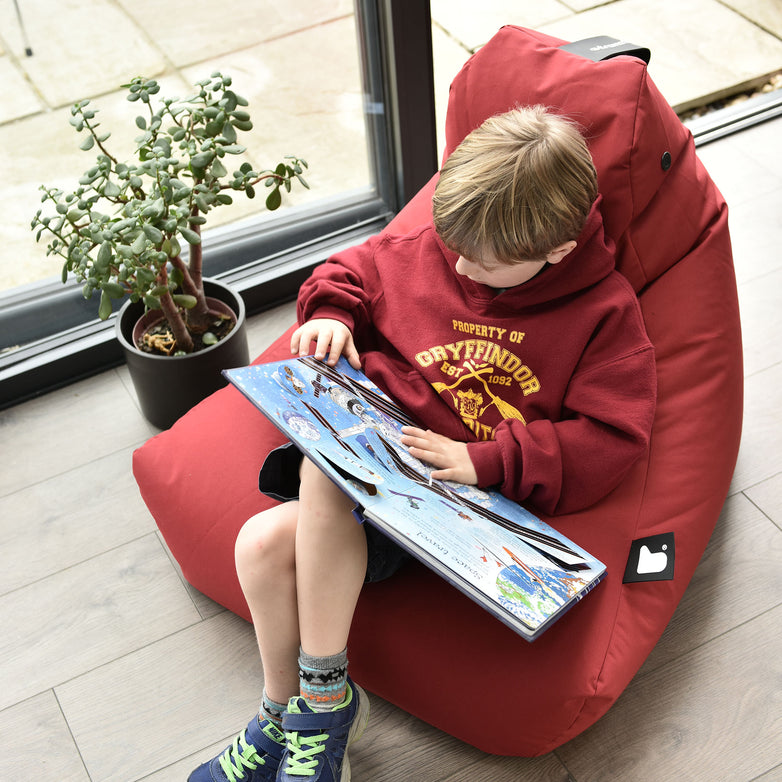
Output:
[133, 26, 742, 755]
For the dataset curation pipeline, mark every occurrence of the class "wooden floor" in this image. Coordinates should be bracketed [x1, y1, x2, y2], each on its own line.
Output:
[2, 117, 781, 782]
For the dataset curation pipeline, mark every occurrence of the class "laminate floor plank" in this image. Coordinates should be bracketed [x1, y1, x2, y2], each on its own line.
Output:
[0, 446, 155, 595]
[750, 765, 782, 782]
[246, 300, 298, 357]
[0, 534, 199, 712]
[731, 362, 782, 493]
[557, 605, 782, 782]
[350, 694, 572, 782]
[746, 471, 782, 531]
[0, 368, 156, 496]
[56, 612, 263, 782]
[135, 738, 229, 782]
[1, 691, 90, 782]
[738, 269, 782, 377]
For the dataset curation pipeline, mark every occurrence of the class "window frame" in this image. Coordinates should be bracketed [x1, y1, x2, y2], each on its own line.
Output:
[0, 0, 438, 408]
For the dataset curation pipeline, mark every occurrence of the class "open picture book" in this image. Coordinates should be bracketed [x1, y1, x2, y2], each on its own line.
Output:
[224, 356, 606, 641]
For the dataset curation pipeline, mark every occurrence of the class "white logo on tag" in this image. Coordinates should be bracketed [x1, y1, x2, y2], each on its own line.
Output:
[637, 544, 669, 574]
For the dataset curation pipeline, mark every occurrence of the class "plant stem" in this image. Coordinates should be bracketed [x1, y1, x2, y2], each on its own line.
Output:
[159, 291, 194, 353]
[188, 219, 203, 293]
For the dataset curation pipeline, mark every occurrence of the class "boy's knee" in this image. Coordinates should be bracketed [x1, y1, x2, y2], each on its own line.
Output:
[235, 505, 297, 569]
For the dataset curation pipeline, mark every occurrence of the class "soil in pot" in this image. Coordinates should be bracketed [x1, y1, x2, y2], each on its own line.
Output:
[133, 298, 238, 357]
[137, 314, 235, 356]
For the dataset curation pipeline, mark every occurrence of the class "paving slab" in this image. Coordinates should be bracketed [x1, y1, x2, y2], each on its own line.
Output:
[431, 0, 572, 51]
[431, 24, 474, 158]
[539, 0, 782, 111]
[116, 0, 353, 69]
[5, 0, 166, 108]
[720, 0, 782, 39]
[0, 54, 43, 123]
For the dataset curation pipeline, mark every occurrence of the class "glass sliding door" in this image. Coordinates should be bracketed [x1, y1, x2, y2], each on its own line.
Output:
[0, 0, 437, 406]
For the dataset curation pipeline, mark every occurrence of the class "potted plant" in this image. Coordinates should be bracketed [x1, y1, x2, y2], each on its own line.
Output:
[31, 71, 308, 428]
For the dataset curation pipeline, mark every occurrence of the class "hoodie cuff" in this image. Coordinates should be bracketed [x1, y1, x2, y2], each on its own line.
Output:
[467, 440, 505, 488]
[304, 306, 355, 333]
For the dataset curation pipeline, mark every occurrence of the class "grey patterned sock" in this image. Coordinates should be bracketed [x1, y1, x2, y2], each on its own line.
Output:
[298, 647, 349, 712]
[260, 689, 288, 729]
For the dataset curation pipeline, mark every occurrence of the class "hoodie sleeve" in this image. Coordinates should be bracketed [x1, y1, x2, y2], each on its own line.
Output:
[467, 343, 657, 516]
[296, 236, 382, 333]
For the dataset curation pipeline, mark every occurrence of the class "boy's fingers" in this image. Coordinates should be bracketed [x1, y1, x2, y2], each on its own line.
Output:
[315, 328, 336, 361]
[401, 428, 438, 448]
[430, 468, 453, 480]
[324, 328, 345, 364]
[292, 323, 331, 358]
[292, 324, 317, 356]
[290, 320, 359, 367]
[343, 335, 362, 368]
[300, 331, 317, 357]
[289, 328, 301, 354]
[291, 333, 304, 356]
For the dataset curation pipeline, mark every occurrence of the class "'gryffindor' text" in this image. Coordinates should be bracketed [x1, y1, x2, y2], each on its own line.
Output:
[414, 340, 540, 396]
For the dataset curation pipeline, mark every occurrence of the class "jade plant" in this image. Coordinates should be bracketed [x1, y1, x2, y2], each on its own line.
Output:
[31, 72, 308, 354]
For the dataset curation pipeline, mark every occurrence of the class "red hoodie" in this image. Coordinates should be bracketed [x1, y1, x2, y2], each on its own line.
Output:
[297, 203, 656, 515]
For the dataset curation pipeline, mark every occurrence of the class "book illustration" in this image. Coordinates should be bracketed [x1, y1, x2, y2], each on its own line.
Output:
[224, 356, 606, 640]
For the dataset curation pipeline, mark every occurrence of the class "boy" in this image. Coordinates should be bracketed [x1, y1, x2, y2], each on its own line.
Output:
[189, 106, 656, 782]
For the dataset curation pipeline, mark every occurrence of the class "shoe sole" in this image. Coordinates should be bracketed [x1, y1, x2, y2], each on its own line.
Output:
[341, 684, 370, 782]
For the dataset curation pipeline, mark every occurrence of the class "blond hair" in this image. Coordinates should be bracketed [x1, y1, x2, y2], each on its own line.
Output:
[432, 106, 598, 262]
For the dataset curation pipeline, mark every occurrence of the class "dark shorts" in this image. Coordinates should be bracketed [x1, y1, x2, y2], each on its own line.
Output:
[259, 443, 410, 584]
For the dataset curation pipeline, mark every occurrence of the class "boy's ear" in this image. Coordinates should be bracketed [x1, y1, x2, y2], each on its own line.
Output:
[547, 240, 577, 264]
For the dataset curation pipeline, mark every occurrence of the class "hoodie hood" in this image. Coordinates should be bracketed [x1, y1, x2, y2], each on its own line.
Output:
[438, 196, 616, 312]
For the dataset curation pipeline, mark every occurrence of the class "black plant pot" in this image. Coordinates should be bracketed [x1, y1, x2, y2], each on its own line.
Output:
[116, 278, 250, 429]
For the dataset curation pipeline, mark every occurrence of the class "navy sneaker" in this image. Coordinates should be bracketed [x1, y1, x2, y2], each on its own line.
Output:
[277, 679, 369, 781]
[188, 715, 286, 782]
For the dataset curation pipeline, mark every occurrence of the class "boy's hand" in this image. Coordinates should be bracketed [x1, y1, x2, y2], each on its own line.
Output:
[291, 318, 361, 368]
[400, 426, 478, 485]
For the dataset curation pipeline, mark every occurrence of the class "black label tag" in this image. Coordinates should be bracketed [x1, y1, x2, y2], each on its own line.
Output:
[623, 533, 675, 583]
[559, 36, 651, 65]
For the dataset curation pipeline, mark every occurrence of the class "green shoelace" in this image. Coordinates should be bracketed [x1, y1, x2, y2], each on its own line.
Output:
[218, 729, 264, 782]
[282, 687, 356, 777]
[282, 730, 329, 777]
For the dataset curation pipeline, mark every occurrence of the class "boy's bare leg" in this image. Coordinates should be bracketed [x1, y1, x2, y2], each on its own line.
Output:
[235, 502, 301, 705]
[295, 458, 368, 657]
